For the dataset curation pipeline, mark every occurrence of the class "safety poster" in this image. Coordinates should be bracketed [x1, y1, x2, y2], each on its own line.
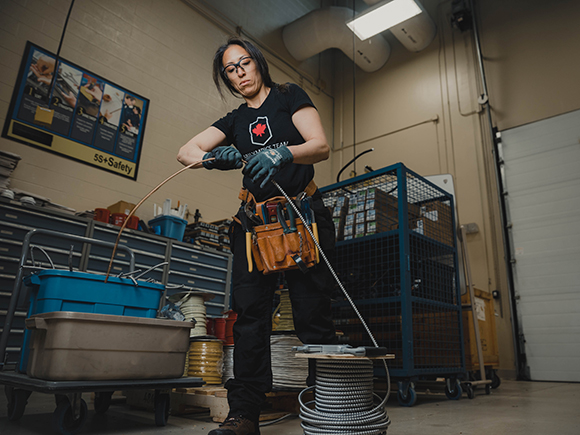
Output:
[2, 41, 149, 180]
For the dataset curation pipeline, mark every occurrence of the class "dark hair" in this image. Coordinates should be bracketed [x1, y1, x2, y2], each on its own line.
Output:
[212, 37, 280, 99]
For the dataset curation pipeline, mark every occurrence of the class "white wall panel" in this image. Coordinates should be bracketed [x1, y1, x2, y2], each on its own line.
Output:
[501, 109, 580, 381]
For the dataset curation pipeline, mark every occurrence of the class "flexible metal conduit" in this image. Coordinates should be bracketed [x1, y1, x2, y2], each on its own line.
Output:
[299, 359, 390, 434]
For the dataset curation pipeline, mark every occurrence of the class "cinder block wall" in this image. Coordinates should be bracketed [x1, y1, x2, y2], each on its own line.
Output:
[0, 0, 333, 222]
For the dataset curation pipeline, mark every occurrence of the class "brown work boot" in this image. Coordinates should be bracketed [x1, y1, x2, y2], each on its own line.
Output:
[208, 415, 259, 435]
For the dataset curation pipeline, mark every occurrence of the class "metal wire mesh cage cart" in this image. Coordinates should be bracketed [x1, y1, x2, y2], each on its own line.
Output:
[320, 162, 466, 406]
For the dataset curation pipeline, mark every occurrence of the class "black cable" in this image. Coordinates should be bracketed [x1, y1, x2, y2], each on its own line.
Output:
[45, 0, 76, 104]
[336, 148, 374, 183]
[336, 148, 375, 194]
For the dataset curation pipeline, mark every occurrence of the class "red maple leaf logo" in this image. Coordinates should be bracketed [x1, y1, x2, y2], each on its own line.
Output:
[252, 123, 266, 137]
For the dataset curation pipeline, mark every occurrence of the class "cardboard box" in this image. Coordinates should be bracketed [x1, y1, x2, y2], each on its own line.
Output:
[107, 200, 136, 215]
[333, 217, 344, 241]
[461, 288, 500, 370]
[344, 224, 353, 237]
[332, 205, 348, 218]
[411, 200, 453, 245]
[420, 201, 452, 226]
[336, 196, 349, 208]
[411, 217, 454, 246]
[345, 213, 355, 226]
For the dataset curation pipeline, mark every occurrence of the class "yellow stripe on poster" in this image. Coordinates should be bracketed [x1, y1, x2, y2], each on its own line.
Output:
[7, 120, 136, 178]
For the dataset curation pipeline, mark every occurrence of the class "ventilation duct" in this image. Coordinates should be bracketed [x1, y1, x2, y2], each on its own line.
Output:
[282, 7, 391, 73]
[283, 2, 436, 71]
[383, 1, 437, 52]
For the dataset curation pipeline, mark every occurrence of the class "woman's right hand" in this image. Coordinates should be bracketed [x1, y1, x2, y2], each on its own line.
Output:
[203, 146, 243, 170]
[177, 126, 229, 168]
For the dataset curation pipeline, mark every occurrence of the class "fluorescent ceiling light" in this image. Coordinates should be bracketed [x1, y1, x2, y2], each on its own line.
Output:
[346, 0, 422, 41]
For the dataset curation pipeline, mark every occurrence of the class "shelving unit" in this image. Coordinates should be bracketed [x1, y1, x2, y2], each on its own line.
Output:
[320, 162, 466, 405]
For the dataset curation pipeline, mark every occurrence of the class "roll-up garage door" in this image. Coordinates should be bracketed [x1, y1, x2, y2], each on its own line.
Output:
[500, 109, 580, 382]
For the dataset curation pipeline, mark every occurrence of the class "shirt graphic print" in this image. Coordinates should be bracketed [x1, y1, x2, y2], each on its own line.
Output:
[249, 116, 272, 146]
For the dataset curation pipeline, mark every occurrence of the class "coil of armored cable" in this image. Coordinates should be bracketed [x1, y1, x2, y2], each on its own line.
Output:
[222, 345, 234, 383]
[271, 334, 308, 389]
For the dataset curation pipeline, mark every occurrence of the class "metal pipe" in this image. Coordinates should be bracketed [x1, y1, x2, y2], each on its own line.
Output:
[104, 157, 213, 281]
[468, 0, 522, 378]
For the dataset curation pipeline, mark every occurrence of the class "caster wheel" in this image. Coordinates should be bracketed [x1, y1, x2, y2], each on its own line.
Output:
[445, 379, 462, 400]
[94, 392, 113, 414]
[491, 371, 501, 389]
[52, 398, 88, 435]
[466, 384, 475, 399]
[154, 393, 170, 426]
[397, 387, 417, 407]
[7, 388, 31, 421]
[485, 384, 492, 395]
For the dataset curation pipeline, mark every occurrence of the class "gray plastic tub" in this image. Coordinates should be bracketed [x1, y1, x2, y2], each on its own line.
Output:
[25, 312, 193, 381]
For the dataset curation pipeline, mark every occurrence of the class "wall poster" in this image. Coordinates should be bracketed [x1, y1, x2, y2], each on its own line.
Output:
[2, 41, 149, 180]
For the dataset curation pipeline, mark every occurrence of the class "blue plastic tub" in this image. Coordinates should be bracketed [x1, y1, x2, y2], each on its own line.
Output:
[148, 215, 187, 241]
[20, 270, 165, 372]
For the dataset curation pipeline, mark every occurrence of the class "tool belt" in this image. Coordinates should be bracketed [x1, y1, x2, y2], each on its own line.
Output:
[236, 181, 320, 275]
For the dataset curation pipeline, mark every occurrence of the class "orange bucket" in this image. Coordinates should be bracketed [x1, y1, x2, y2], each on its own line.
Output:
[111, 213, 126, 226]
[214, 318, 226, 341]
[224, 310, 237, 345]
[126, 215, 139, 230]
[94, 208, 110, 223]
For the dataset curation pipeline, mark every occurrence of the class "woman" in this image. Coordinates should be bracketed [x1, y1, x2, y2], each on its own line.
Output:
[177, 37, 336, 435]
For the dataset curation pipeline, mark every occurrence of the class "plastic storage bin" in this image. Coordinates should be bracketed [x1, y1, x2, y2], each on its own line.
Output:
[148, 215, 187, 241]
[25, 311, 192, 381]
[20, 270, 165, 372]
[23, 270, 164, 317]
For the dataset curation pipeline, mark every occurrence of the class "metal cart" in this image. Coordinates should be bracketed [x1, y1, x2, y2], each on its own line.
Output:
[320, 163, 467, 406]
[0, 229, 204, 434]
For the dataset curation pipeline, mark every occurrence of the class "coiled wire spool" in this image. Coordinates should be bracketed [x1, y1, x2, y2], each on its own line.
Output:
[271, 335, 308, 389]
[272, 289, 295, 331]
[180, 295, 207, 337]
[299, 358, 390, 435]
[183, 348, 190, 377]
[222, 345, 234, 383]
[187, 339, 223, 384]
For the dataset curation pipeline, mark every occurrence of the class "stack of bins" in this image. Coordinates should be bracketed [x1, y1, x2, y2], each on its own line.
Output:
[20, 270, 165, 373]
[320, 163, 465, 402]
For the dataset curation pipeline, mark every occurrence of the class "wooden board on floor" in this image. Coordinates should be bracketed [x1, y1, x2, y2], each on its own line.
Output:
[171, 386, 311, 422]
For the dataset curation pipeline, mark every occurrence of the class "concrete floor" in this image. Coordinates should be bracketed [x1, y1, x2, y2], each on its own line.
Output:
[1, 379, 579, 435]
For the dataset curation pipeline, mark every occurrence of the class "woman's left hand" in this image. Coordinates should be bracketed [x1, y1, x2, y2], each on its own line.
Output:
[243, 146, 294, 188]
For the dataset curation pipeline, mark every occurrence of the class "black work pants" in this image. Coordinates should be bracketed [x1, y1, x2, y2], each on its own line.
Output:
[225, 191, 337, 422]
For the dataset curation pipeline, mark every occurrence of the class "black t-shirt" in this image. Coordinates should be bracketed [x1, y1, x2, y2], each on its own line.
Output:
[212, 83, 316, 202]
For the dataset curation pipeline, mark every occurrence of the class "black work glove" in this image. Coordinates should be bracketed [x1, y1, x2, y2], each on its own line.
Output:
[242, 146, 294, 188]
[203, 146, 243, 170]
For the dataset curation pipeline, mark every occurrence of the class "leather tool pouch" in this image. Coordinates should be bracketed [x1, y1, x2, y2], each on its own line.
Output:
[250, 198, 318, 275]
